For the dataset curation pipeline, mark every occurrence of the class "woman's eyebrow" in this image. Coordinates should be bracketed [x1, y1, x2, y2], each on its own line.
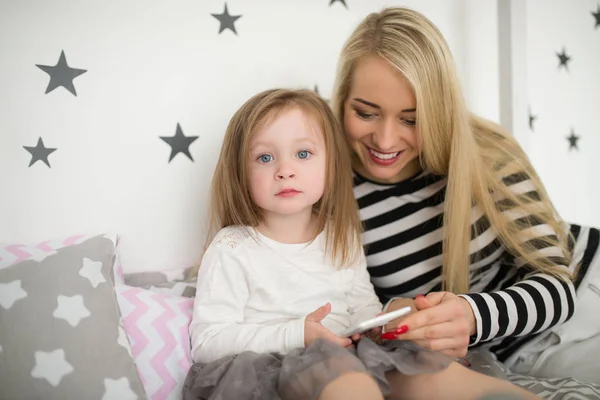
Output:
[353, 98, 380, 109]
[352, 98, 415, 112]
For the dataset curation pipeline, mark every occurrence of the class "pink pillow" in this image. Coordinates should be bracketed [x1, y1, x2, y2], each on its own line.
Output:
[115, 283, 194, 400]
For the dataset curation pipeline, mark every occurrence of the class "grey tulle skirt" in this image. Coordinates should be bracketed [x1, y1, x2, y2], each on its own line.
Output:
[182, 338, 453, 400]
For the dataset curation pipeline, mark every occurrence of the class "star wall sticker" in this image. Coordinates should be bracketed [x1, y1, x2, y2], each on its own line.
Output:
[211, 3, 242, 35]
[35, 50, 87, 96]
[313, 84, 330, 103]
[592, 4, 600, 28]
[567, 130, 580, 151]
[329, 0, 348, 8]
[160, 123, 199, 162]
[528, 108, 537, 131]
[23, 137, 57, 168]
[557, 48, 571, 71]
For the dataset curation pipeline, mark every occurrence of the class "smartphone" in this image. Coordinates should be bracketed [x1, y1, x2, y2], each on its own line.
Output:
[339, 306, 412, 337]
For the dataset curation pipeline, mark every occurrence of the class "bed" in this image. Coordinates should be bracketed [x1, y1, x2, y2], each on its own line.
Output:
[1, 232, 598, 399]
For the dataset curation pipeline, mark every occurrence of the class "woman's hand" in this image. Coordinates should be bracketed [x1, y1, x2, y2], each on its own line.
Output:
[381, 298, 417, 332]
[348, 312, 386, 344]
[304, 303, 353, 348]
[391, 292, 476, 358]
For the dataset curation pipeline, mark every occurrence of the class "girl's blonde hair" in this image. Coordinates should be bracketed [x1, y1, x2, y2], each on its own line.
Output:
[332, 6, 572, 293]
[189, 89, 362, 277]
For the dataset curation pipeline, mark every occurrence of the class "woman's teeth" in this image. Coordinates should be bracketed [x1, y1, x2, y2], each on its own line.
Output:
[369, 148, 400, 160]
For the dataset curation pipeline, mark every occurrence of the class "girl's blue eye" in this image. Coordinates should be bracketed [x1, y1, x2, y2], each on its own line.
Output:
[297, 150, 310, 159]
[259, 154, 273, 163]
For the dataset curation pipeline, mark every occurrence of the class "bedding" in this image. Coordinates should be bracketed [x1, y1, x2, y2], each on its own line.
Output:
[0, 234, 145, 400]
[1, 234, 598, 399]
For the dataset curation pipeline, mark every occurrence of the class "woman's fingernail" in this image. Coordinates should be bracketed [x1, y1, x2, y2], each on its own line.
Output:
[381, 332, 398, 340]
[394, 325, 409, 335]
[415, 294, 425, 299]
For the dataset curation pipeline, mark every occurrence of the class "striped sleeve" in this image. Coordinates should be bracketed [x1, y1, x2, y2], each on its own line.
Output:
[459, 172, 576, 345]
[459, 271, 575, 345]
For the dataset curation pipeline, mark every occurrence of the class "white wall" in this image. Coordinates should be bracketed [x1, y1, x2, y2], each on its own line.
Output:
[524, 0, 600, 228]
[0, 0, 501, 275]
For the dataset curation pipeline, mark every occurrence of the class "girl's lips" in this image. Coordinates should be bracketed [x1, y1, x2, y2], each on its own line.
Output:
[276, 189, 301, 197]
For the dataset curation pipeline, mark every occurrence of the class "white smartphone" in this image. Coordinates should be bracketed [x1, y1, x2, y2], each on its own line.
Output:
[339, 306, 412, 337]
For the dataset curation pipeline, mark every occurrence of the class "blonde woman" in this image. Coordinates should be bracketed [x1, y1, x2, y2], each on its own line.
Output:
[329, 5, 600, 389]
[184, 88, 543, 400]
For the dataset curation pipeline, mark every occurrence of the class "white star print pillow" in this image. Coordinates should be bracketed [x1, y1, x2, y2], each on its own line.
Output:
[0, 234, 145, 399]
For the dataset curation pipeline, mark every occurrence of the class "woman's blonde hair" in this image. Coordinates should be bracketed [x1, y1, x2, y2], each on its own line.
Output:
[189, 89, 362, 277]
[332, 6, 573, 293]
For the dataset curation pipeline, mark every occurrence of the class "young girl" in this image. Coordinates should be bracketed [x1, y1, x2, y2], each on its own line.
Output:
[184, 88, 540, 400]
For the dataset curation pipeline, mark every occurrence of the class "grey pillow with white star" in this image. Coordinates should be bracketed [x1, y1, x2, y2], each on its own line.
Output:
[0, 235, 145, 400]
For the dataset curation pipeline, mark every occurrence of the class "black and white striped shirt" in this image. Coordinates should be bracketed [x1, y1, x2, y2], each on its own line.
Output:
[353, 170, 599, 360]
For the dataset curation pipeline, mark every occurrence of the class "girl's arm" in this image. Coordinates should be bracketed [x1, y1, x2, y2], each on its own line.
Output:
[345, 251, 384, 326]
[189, 245, 305, 364]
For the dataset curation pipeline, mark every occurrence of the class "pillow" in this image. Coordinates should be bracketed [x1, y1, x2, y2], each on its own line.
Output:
[124, 271, 197, 298]
[0, 234, 91, 268]
[0, 234, 126, 284]
[0, 234, 145, 400]
[115, 282, 194, 400]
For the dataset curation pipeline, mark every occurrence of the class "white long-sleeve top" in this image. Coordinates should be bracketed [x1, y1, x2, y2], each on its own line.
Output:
[190, 225, 383, 364]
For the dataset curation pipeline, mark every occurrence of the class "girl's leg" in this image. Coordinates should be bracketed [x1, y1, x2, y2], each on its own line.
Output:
[318, 372, 384, 400]
[385, 362, 540, 400]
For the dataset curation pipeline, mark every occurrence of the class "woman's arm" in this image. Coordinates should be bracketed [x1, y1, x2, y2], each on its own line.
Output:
[392, 181, 577, 355]
[459, 260, 575, 345]
[460, 172, 577, 344]
[395, 232, 576, 355]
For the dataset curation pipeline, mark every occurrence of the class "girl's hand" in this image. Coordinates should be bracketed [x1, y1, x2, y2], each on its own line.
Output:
[391, 292, 476, 358]
[304, 303, 353, 348]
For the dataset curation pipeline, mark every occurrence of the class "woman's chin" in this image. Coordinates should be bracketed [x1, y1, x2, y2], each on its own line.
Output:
[364, 157, 420, 184]
[368, 167, 405, 183]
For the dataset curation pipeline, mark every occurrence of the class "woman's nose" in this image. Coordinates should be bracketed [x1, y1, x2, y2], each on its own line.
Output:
[372, 119, 400, 151]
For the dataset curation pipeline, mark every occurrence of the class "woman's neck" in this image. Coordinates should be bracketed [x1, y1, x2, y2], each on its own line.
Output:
[256, 211, 318, 244]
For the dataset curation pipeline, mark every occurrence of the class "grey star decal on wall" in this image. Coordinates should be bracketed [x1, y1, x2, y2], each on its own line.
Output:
[567, 130, 580, 151]
[313, 84, 330, 103]
[211, 3, 242, 35]
[329, 0, 348, 8]
[557, 47, 571, 71]
[36, 50, 87, 96]
[528, 109, 537, 131]
[160, 124, 199, 162]
[592, 5, 600, 28]
[23, 137, 57, 168]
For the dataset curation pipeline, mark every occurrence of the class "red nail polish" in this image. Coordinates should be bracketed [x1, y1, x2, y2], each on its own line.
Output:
[415, 294, 425, 299]
[381, 332, 398, 340]
[394, 325, 409, 335]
